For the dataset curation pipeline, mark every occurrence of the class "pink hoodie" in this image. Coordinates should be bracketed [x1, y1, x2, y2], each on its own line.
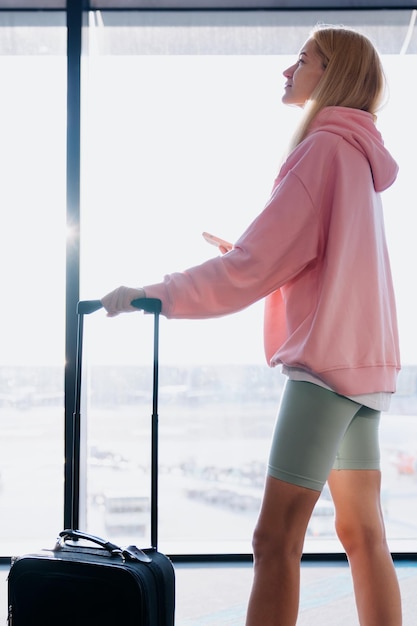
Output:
[144, 106, 400, 396]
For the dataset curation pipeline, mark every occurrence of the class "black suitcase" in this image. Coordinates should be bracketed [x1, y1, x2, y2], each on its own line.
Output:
[7, 298, 175, 626]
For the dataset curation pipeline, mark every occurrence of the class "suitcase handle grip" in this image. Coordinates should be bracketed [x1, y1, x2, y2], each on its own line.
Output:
[77, 298, 162, 315]
[58, 529, 152, 563]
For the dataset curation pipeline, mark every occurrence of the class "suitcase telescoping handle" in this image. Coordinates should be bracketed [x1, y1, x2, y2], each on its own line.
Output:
[72, 297, 162, 550]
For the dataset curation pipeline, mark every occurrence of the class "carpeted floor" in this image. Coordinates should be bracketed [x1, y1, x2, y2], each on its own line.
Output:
[2, 559, 416, 624]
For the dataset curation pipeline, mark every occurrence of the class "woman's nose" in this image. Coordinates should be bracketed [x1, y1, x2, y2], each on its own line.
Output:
[283, 64, 294, 78]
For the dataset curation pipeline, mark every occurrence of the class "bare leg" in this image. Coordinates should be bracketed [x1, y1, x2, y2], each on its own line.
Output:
[245, 475, 320, 626]
[328, 469, 402, 626]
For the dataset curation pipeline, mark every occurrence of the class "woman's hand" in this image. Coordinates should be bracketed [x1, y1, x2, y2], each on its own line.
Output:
[101, 286, 146, 317]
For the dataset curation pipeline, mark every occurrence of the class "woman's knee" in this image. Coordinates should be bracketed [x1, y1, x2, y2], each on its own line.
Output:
[251, 475, 320, 562]
[251, 518, 305, 563]
[329, 469, 387, 555]
[334, 512, 386, 555]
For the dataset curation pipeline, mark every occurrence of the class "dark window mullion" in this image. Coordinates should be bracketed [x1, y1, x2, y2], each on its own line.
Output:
[64, 0, 82, 530]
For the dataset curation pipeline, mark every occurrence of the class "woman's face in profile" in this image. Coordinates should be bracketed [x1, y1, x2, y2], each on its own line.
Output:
[282, 38, 325, 107]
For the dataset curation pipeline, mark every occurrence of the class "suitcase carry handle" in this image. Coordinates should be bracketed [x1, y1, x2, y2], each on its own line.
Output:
[70, 297, 162, 550]
[58, 529, 152, 563]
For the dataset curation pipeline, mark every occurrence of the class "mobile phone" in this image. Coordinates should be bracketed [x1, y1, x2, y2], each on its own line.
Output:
[202, 231, 233, 251]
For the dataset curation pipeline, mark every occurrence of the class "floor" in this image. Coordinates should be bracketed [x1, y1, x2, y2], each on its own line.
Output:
[2, 559, 417, 624]
[174, 559, 417, 625]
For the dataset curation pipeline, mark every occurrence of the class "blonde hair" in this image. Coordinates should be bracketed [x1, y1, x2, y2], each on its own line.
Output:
[289, 25, 386, 150]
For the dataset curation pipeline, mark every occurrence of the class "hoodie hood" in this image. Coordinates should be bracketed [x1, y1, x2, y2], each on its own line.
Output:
[308, 106, 398, 193]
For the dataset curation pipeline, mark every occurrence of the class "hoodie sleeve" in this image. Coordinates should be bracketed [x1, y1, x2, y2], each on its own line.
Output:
[143, 172, 321, 319]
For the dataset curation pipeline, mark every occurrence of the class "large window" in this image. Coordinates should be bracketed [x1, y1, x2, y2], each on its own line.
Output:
[0, 11, 67, 555]
[80, 9, 417, 554]
[0, 6, 415, 558]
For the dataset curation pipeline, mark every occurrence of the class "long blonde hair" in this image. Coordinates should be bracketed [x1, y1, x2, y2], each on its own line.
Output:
[289, 25, 386, 150]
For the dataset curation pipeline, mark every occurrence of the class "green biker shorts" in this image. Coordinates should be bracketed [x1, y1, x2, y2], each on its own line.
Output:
[267, 380, 381, 491]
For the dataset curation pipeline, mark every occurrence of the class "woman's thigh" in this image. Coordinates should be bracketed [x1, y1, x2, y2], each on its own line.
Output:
[333, 404, 380, 470]
[267, 381, 371, 491]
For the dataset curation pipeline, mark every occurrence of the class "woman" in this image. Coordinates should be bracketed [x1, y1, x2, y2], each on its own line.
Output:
[102, 25, 402, 626]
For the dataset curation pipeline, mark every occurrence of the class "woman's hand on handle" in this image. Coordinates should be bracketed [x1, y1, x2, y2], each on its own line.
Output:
[101, 286, 146, 317]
